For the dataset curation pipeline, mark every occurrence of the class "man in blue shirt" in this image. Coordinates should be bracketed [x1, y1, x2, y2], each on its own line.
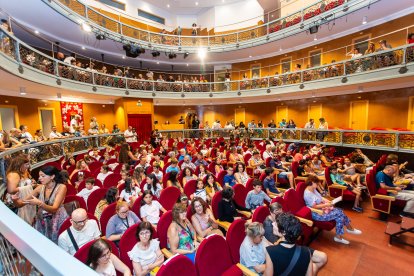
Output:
[376, 165, 414, 217]
[166, 158, 180, 174]
[263, 168, 283, 197]
[223, 167, 236, 187]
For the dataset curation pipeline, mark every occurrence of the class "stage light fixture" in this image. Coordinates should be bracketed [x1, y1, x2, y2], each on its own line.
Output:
[152, 51, 161, 57]
[197, 48, 207, 60]
[123, 44, 145, 58]
[309, 25, 318, 34]
[96, 33, 106, 40]
[81, 22, 92, 32]
[168, 52, 177, 59]
[184, 52, 189, 59]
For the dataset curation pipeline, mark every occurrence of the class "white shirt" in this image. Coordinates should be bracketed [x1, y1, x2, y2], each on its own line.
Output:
[49, 131, 63, 139]
[140, 201, 163, 224]
[212, 122, 222, 129]
[21, 131, 34, 143]
[153, 171, 163, 182]
[263, 150, 273, 160]
[58, 220, 101, 255]
[77, 186, 100, 205]
[304, 122, 315, 129]
[63, 56, 75, 64]
[124, 130, 135, 143]
[128, 239, 160, 268]
[70, 118, 78, 133]
[119, 187, 141, 203]
[97, 171, 113, 183]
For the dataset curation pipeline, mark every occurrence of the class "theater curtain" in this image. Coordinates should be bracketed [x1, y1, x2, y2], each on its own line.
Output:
[60, 102, 84, 129]
[127, 114, 152, 144]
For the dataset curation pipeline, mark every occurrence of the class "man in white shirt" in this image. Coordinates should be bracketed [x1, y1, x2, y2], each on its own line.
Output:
[262, 144, 273, 160]
[212, 120, 222, 129]
[124, 126, 135, 143]
[63, 54, 75, 64]
[248, 120, 257, 129]
[58, 208, 100, 255]
[70, 114, 81, 134]
[49, 126, 63, 139]
[19, 125, 34, 143]
[304, 119, 315, 129]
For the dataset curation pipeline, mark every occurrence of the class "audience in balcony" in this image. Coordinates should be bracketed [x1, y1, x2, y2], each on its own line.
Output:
[58, 208, 100, 255]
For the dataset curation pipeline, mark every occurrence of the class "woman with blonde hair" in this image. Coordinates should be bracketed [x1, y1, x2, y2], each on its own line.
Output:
[240, 222, 270, 274]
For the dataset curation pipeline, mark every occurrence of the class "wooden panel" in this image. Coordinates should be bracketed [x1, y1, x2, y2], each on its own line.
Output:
[408, 96, 414, 130]
[308, 104, 322, 121]
[350, 101, 369, 130]
[276, 106, 288, 125]
[235, 108, 245, 125]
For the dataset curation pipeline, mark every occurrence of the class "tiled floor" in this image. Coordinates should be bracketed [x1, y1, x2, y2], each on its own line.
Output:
[310, 200, 414, 275]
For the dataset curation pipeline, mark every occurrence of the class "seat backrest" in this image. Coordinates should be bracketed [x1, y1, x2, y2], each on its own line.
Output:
[159, 186, 181, 211]
[252, 206, 270, 223]
[271, 196, 289, 212]
[283, 189, 304, 214]
[195, 234, 234, 276]
[157, 254, 197, 276]
[245, 178, 254, 191]
[103, 173, 122, 188]
[243, 153, 252, 165]
[211, 191, 223, 220]
[74, 238, 119, 263]
[162, 172, 171, 188]
[226, 219, 246, 263]
[119, 223, 141, 271]
[217, 170, 227, 186]
[87, 188, 108, 214]
[366, 171, 378, 196]
[325, 167, 333, 186]
[291, 161, 299, 178]
[99, 202, 117, 236]
[157, 210, 172, 249]
[63, 195, 87, 215]
[184, 179, 197, 198]
[65, 183, 77, 196]
[296, 181, 307, 197]
[58, 213, 99, 236]
[259, 172, 266, 182]
[233, 184, 248, 208]
[88, 161, 102, 173]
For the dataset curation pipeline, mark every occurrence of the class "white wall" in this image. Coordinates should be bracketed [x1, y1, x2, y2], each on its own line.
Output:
[214, 0, 264, 32]
[280, 0, 315, 17]
[197, 8, 215, 31]
[176, 15, 197, 29]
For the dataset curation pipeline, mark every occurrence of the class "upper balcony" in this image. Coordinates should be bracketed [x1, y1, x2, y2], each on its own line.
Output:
[40, 0, 375, 53]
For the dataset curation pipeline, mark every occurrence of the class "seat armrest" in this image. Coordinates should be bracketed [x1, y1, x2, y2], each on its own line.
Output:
[215, 220, 231, 231]
[296, 216, 313, 227]
[309, 208, 323, 215]
[150, 266, 160, 276]
[161, 248, 174, 259]
[236, 263, 258, 276]
[196, 236, 204, 242]
[237, 210, 252, 218]
[330, 184, 347, 190]
[373, 194, 396, 201]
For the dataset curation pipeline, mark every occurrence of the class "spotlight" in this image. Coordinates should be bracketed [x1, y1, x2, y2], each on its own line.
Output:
[81, 22, 92, 32]
[184, 52, 189, 59]
[96, 33, 106, 40]
[168, 52, 177, 59]
[123, 44, 145, 58]
[197, 48, 207, 60]
[152, 51, 160, 57]
[309, 25, 318, 34]
[362, 16, 368, 25]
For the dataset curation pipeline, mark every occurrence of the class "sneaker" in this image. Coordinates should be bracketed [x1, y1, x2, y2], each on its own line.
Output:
[352, 206, 363, 213]
[334, 237, 350, 245]
[346, 228, 362, 235]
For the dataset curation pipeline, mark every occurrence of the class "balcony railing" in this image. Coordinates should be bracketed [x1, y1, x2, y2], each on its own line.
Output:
[1, 27, 414, 98]
[42, 0, 375, 52]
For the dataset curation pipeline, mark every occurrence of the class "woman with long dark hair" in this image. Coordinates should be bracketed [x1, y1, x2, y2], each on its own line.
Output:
[118, 142, 138, 164]
[12, 165, 68, 243]
[144, 173, 163, 198]
[95, 187, 118, 221]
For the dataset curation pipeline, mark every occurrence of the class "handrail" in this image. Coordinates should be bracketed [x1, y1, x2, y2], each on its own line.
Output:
[42, 0, 368, 52]
[2, 27, 413, 94]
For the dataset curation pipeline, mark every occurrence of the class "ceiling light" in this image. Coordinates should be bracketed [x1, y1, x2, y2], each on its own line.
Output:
[122, 56, 125, 59]
[81, 46, 86, 50]
[249, 55, 252, 58]
[313, 35, 317, 41]
[157, 61, 160, 64]
[362, 16, 367, 25]
[184, 52, 189, 59]
[34, 30, 39, 34]
[167, 4, 170, 8]
[81, 22, 92, 32]
[186, 63, 189, 66]
[197, 48, 207, 60]
[20, 92, 26, 95]
[195, 2, 199, 6]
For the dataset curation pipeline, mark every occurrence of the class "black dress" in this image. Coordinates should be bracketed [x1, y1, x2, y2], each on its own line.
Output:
[218, 199, 249, 223]
[266, 243, 311, 276]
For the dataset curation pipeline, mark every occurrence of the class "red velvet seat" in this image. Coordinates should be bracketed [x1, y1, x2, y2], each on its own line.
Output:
[245, 178, 254, 191]
[87, 188, 108, 214]
[324, 167, 356, 202]
[233, 184, 248, 208]
[58, 213, 99, 236]
[211, 191, 223, 220]
[217, 170, 227, 187]
[184, 179, 197, 198]
[64, 195, 87, 211]
[162, 172, 171, 188]
[44, 161, 62, 170]
[226, 219, 246, 263]
[99, 202, 117, 236]
[159, 186, 181, 211]
[195, 234, 244, 276]
[88, 161, 102, 173]
[65, 183, 77, 196]
[157, 254, 197, 276]
[70, 170, 91, 184]
[158, 211, 173, 249]
[76, 179, 103, 193]
[131, 195, 144, 219]
[103, 173, 122, 188]
[74, 238, 119, 263]
[252, 206, 270, 223]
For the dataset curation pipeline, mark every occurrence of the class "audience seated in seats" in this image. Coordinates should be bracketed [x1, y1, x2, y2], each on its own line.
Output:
[86, 239, 131, 276]
[240, 222, 271, 274]
[106, 202, 141, 245]
[218, 187, 251, 223]
[340, 157, 363, 186]
[223, 166, 237, 187]
[375, 165, 414, 218]
[166, 158, 180, 174]
[119, 177, 142, 206]
[263, 168, 284, 198]
[167, 203, 198, 263]
[190, 179, 208, 201]
[97, 165, 113, 183]
[249, 151, 265, 175]
[245, 179, 271, 211]
[234, 162, 251, 186]
[263, 202, 284, 244]
[264, 213, 327, 276]
[127, 222, 164, 275]
[144, 173, 163, 198]
[77, 177, 100, 206]
[140, 190, 166, 228]
[182, 167, 197, 186]
[151, 163, 163, 183]
[118, 143, 138, 165]
[166, 170, 183, 192]
[58, 208, 100, 255]
[269, 154, 294, 188]
[95, 187, 118, 221]
[304, 175, 362, 245]
[197, 164, 208, 180]
[181, 155, 196, 171]
[12, 166, 68, 243]
[330, 165, 363, 212]
[204, 174, 222, 200]
[190, 197, 223, 238]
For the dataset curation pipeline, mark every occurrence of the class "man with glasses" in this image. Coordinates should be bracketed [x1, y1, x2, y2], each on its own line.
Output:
[58, 208, 100, 255]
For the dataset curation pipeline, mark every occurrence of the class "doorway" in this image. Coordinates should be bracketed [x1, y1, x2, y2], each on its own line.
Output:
[127, 114, 152, 144]
[0, 107, 18, 130]
[276, 106, 288, 125]
[235, 108, 245, 126]
[39, 108, 56, 137]
[308, 104, 322, 121]
[350, 101, 368, 130]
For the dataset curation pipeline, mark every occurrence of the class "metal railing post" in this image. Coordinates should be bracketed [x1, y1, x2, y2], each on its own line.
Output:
[85, 5, 88, 19]
[14, 41, 20, 62]
[402, 47, 407, 64]
[125, 77, 128, 89]
[395, 132, 400, 151]
[92, 72, 95, 85]
[54, 60, 59, 76]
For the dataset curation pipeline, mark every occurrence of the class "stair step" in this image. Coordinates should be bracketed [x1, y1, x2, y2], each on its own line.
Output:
[385, 222, 401, 235]
[401, 217, 414, 230]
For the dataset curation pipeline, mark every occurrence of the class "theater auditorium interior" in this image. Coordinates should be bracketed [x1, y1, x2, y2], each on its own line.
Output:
[0, 0, 414, 275]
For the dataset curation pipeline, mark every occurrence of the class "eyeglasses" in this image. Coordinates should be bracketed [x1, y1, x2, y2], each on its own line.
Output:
[72, 218, 88, 225]
[139, 231, 151, 236]
[118, 209, 129, 215]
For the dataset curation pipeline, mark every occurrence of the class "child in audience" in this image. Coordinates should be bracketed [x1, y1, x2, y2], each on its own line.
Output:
[144, 174, 163, 198]
[97, 165, 112, 183]
[140, 190, 166, 228]
[77, 177, 99, 205]
[191, 179, 207, 201]
[245, 180, 271, 211]
[330, 166, 362, 212]
[119, 178, 141, 205]
[117, 170, 129, 188]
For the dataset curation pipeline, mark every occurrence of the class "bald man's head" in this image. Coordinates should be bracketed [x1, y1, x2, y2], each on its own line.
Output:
[71, 208, 88, 231]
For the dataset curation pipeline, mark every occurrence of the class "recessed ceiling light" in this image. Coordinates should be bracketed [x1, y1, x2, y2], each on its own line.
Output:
[186, 63, 189, 66]
[81, 46, 86, 50]
[122, 56, 125, 59]
[249, 55, 252, 58]
[313, 36, 317, 41]
[313, 100, 316, 103]
[81, 22, 92, 32]
[167, 4, 170, 8]
[362, 16, 368, 25]
[34, 30, 39, 34]
[195, 2, 199, 6]
[357, 96, 362, 99]
[20, 92, 27, 95]
[157, 61, 160, 64]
